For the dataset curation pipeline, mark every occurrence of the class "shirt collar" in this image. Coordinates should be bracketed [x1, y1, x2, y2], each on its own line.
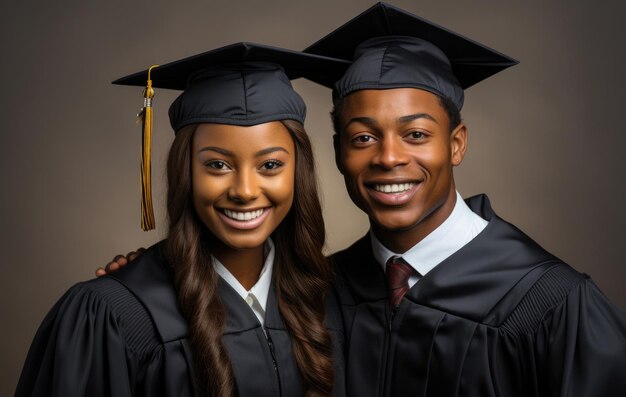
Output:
[248, 238, 274, 315]
[212, 238, 274, 319]
[371, 191, 488, 277]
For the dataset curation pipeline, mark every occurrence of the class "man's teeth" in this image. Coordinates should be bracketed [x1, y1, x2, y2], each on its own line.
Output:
[373, 183, 415, 193]
[224, 209, 264, 221]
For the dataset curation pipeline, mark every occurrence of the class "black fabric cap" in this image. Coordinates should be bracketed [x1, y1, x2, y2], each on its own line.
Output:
[303, 2, 518, 109]
[113, 42, 350, 131]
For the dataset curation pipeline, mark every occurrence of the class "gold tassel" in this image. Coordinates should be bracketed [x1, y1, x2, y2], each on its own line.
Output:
[138, 65, 159, 231]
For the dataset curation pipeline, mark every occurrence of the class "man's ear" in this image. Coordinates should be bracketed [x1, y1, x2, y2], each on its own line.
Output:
[333, 133, 344, 174]
[450, 123, 468, 166]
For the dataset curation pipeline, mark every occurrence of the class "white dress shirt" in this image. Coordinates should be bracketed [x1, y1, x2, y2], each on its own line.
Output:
[212, 238, 274, 326]
[371, 191, 488, 287]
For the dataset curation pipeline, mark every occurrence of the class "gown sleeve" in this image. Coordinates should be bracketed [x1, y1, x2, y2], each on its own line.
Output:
[15, 280, 151, 397]
[541, 277, 626, 397]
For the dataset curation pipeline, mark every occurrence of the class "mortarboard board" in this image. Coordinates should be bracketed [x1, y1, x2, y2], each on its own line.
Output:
[303, 2, 519, 109]
[112, 42, 349, 230]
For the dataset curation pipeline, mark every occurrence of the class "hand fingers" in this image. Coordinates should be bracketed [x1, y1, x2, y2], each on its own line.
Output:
[105, 261, 120, 274]
[127, 247, 146, 262]
[112, 254, 128, 266]
[102, 248, 146, 276]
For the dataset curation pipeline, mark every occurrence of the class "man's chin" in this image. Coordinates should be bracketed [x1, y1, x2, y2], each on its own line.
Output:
[369, 213, 422, 233]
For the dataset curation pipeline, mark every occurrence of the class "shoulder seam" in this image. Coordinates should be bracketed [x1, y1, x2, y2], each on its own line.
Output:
[84, 277, 163, 357]
[500, 264, 585, 337]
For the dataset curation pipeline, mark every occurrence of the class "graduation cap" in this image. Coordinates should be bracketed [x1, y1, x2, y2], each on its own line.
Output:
[113, 42, 349, 230]
[303, 2, 519, 109]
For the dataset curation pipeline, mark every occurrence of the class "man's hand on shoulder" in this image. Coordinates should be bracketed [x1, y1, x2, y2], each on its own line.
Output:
[95, 248, 146, 277]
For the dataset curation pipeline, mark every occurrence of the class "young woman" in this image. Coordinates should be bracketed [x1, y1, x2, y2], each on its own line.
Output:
[15, 43, 348, 397]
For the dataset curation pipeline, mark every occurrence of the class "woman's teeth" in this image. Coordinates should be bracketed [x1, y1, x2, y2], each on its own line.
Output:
[223, 209, 264, 221]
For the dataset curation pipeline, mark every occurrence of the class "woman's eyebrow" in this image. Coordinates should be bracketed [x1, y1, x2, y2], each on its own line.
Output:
[255, 147, 289, 157]
[197, 146, 289, 157]
[197, 146, 233, 156]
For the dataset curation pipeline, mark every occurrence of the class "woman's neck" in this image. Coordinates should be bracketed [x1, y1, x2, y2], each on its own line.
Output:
[211, 242, 265, 291]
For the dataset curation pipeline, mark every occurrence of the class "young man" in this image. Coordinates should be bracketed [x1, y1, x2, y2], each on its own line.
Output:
[303, 3, 626, 396]
[102, 3, 626, 396]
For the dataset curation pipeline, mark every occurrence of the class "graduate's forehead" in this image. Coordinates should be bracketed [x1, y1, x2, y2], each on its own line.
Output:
[339, 88, 448, 127]
[192, 121, 294, 155]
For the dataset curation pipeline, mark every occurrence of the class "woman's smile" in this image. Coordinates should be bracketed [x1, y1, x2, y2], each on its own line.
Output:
[191, 121, 295, 251]
[217, 207, 272, 230]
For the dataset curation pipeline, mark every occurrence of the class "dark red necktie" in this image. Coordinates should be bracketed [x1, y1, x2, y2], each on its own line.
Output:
[386, 256, 414, 309]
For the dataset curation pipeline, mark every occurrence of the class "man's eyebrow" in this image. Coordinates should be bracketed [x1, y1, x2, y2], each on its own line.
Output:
[344, 114, 438, 130]
[344, 116, 377, 129]
[398, 113, 438, 124]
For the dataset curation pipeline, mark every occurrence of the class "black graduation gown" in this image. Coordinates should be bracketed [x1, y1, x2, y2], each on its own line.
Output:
[16, 242, 346, 397]
[332, 194, 626, 397]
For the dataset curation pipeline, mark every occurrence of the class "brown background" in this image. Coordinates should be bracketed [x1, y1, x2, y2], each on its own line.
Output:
[2, 0, 625, 394]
